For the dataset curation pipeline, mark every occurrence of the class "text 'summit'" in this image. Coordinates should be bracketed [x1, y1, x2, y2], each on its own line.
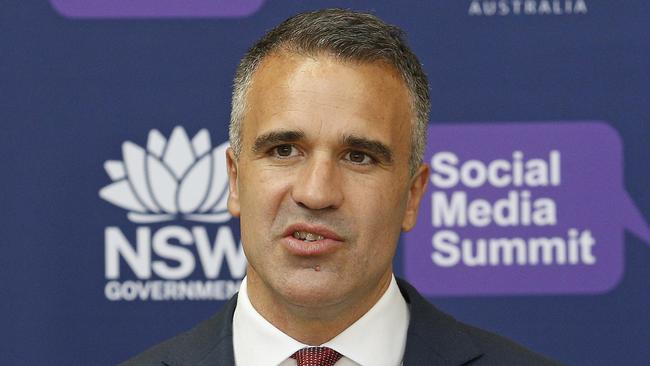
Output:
[429, 150, 595, 267]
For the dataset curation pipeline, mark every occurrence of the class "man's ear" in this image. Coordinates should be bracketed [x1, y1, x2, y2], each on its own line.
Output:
[226, 148, 241, 217]
[401, 163, 429, 231]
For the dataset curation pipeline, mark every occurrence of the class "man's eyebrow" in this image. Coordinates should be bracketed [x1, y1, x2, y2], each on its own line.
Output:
[252, 129, 306, 153]
[343, 135, 394, 164]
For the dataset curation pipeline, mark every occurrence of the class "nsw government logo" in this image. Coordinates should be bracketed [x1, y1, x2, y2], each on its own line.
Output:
[99, 126, 245, 301]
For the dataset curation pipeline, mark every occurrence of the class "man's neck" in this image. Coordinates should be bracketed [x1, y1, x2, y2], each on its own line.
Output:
[245, 271, 393, 345]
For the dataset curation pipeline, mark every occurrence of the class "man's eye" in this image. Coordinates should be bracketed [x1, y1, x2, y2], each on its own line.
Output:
[346, 151, 374, 164]
[273, 145, 297, 157]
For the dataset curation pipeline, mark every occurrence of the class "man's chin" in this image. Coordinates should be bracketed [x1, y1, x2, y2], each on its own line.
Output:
[279, 270, 348, 309]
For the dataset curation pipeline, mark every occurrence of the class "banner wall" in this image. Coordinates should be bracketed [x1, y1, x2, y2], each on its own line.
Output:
[2, 1, 648, 364]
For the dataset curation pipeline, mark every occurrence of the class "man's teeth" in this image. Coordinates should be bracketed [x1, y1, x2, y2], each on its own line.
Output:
[292, 231, 325, 242]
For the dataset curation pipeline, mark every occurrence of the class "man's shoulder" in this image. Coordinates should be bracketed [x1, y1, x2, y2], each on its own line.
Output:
[119, 295, 237, 366]
[397, 278, 563, 366]
[453, 320, 562, 365]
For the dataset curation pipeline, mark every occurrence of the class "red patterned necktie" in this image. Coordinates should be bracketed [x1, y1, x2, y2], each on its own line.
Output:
[290, 347, 343, 366]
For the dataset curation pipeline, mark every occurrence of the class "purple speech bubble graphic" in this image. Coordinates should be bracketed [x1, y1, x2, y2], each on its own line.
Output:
[403, 121, 650, 296]
[49, 0, 265, 18]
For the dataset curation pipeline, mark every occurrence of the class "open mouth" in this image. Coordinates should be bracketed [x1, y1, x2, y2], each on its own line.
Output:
[283, 224, 343, 256]
[292, 231, 325, 242]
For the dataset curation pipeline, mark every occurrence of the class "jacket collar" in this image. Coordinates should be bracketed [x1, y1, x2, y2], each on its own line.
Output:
[162, 294, 238, 366]
[397, 278, 483, 365]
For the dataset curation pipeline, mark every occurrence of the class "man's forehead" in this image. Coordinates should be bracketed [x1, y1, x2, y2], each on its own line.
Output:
[245, 52, 411, 119]
[251, 50, 407, 91]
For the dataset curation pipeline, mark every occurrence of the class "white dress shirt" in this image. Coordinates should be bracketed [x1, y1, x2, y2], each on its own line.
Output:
[233, 275, 410, 366]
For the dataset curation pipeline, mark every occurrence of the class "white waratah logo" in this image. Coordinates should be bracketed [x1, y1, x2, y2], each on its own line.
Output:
[99, 126, 231, 223]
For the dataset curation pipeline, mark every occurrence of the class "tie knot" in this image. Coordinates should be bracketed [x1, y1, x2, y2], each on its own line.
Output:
[290, 346, 343, 366]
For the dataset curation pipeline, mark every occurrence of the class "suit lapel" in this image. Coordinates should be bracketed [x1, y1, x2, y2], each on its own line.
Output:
[162, 294, 238, 366]
[398, 279, 483, 366]
[193, 334, 235, 366]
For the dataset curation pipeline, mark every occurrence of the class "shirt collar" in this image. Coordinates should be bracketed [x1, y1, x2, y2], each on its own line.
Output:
[233, 277, 304, 366]
[233, 275, 409, 366]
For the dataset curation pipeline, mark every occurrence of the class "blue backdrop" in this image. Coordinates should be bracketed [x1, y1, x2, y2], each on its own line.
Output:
[2, 1, 649, 365]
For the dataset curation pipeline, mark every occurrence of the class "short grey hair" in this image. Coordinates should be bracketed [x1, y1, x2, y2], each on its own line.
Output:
[229, 8, 430, 175]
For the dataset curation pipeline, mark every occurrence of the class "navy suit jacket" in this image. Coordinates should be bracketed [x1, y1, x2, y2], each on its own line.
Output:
[121, 279, 561, 366]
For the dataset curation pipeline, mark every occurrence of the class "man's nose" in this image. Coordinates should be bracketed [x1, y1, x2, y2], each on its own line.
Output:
[291, 155, 344, 210]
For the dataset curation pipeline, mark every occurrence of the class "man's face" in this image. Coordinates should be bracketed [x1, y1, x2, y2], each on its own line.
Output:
[227, 52, 428, 310]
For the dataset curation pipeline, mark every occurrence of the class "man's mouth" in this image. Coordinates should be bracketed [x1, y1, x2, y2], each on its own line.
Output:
[282, 224, 344, 256]
[292, 231, 326, 242]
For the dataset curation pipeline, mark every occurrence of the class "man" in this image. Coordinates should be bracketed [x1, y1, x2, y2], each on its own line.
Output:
[123, 9, 560, 366]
